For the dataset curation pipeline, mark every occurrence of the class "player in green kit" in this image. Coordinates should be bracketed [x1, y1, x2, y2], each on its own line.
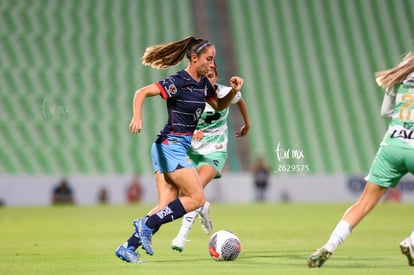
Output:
[171, 65, 250, 252]
[308, 52, 414, 268]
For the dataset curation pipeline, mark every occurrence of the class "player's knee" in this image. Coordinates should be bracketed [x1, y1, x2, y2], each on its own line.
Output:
[192, 191, 205, 209]
[197, 197, 206, 209]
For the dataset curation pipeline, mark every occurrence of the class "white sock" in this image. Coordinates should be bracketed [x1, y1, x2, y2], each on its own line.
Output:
[409, 230, 414, 246]
[324, 220, 352, 252]
[174, 208, 201, 240]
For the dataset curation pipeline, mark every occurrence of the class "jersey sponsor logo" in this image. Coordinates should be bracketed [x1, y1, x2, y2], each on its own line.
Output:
[390, 129, 414, 139]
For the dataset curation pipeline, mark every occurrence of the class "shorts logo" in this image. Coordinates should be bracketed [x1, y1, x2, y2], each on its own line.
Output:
[168, 84, 177, 95]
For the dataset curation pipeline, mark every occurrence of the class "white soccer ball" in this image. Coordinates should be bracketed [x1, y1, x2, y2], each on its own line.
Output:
[208, 230, 241, 261]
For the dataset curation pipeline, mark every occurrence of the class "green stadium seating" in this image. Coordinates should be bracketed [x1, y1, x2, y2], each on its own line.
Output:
[228, 0, 414, 173]
[0, 0, 191, 174]
[1, 0, 414, 175]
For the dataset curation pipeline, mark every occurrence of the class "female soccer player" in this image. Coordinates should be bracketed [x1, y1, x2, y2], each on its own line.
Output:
[115, 36, 244, 263]
[308, 52, 414, 268]
[171, 65, 250, 252]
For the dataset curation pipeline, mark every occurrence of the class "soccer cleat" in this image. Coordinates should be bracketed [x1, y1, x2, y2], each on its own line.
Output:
[171, 237, 189, 253]
[115, 245, 141, 263]
[400, 238, 414, 266]
[199, 201, 213, 234]
[133, 218, 154, 256]
[307, 247, 332, 268]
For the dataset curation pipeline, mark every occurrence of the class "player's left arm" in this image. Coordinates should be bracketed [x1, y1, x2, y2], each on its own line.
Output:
[235, 98, 250, 137]
[209, 76, 244, 111]
[380, 86, 396, 118]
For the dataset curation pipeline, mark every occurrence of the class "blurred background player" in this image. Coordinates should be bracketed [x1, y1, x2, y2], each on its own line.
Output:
[126, 175, 143, 203]
[97, 186, 109, 204]
[308, 52, 414, 268]
[115, 36, 244, 263]
[171, 65, 250, 252]
[252, 157, 270, 202]
[52, 178, 75, 205]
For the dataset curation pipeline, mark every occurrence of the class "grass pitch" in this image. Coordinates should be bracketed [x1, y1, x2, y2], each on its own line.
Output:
[0, 203, 413, 275]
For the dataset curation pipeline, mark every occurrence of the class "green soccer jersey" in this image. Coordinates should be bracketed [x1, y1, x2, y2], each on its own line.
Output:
[190, 84, 242, 155]
[381, 78, 414, 149]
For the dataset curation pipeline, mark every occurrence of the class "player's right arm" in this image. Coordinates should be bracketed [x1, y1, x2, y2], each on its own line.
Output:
[129, 84, 161, 135]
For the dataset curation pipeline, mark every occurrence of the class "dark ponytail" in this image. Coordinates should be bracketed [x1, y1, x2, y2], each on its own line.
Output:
[141, 36, 212, 69]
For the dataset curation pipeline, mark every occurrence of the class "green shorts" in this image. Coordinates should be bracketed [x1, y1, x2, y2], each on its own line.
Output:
[187, 150, 228, 179]
[366, 145, 414, 188]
